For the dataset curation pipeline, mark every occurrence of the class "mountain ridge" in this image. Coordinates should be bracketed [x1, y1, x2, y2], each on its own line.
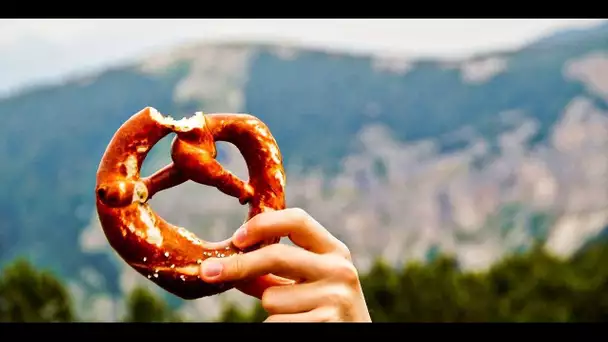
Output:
[10, 21, 606, 101]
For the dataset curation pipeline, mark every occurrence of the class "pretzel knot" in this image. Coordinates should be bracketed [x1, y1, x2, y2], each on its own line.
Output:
[95, 107, 286, 299]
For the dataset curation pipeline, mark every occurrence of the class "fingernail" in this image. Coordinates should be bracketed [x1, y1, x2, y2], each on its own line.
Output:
[233, 226, 248, 244]
[201, 261, 223, 278]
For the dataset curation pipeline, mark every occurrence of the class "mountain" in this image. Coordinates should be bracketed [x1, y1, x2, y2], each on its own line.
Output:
[1, 23, 608, 320]
[528, 21, 608, 49]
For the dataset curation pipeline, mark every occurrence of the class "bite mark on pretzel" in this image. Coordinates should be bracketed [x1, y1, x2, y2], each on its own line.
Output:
[149, 108, 206, 132]
[95, 107, 286, 299]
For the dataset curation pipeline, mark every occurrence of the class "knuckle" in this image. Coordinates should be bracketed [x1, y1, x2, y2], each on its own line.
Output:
[288, 207, 311, 226]
[261, 288, 280, 313]
[229, 255, 246, 278]
[265, 244, 291, 268]
[325, 285, 354, 309]
[334, 240, 352, 260]
[332, 258, 360, 285]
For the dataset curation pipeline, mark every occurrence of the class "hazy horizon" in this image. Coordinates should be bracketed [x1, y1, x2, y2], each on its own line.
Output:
[0, 19, 605, 97]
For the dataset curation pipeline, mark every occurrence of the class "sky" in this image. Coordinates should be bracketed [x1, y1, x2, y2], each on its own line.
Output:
[0, 19, 605, 96]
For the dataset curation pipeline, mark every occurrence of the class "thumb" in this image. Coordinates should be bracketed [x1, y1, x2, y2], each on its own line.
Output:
[236, 274, 295, 299]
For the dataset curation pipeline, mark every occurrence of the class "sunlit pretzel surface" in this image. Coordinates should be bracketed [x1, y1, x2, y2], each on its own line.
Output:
[95, 107, 286, 299]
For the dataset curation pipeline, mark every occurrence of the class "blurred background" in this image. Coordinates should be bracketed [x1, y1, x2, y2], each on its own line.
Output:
[1, 18, 608, 322]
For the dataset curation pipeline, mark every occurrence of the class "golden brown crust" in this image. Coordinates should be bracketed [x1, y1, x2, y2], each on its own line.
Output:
[95, 107, 286, 299]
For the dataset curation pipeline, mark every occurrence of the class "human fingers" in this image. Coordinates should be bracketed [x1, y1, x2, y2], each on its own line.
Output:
[235, 274, 295, 299]
[199, 243, 333, 284]
[264, 306, 342, 323]
[260, 281, 357, 315]
[232, 208, 351, 259]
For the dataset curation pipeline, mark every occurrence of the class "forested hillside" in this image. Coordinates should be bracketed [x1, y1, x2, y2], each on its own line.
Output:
[2, 240, 608, 322]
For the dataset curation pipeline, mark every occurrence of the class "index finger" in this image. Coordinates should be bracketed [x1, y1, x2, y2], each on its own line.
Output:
[200, 243, 333, 285]
[233, 208, 349, 257]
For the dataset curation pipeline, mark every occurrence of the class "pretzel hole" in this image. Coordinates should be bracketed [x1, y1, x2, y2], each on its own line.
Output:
[140, 135, 173, 178]
[141, 137, 250, 242]
[214, 142, 249, 180]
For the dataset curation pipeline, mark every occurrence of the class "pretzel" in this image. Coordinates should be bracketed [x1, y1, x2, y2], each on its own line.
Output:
[95, 107, 286, 299]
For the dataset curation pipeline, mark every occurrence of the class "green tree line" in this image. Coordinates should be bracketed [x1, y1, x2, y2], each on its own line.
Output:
[1, 241, 608, 322]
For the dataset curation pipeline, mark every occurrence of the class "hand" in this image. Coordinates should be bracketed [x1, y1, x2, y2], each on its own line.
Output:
[198, 208, 372, 322]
